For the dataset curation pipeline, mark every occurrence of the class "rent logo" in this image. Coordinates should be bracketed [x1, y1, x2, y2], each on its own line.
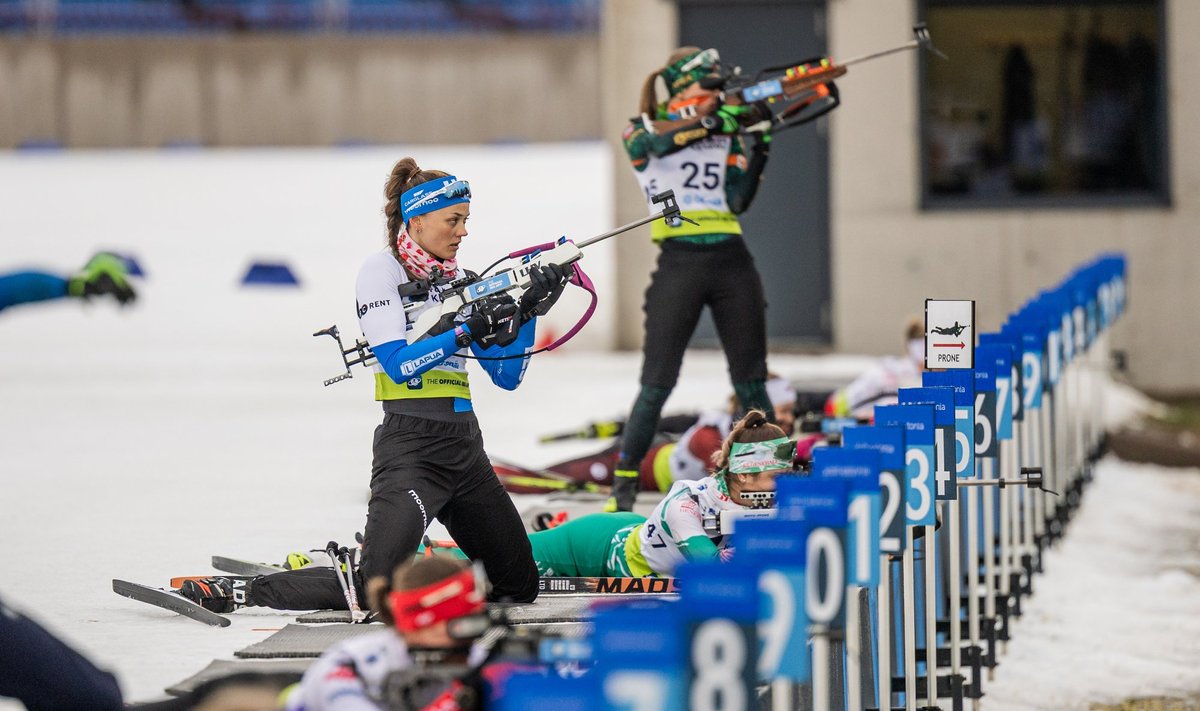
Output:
[358, 299, 390, 318]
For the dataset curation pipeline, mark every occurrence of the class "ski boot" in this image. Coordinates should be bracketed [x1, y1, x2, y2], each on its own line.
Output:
[532, 510, 569, 532]
[603, 469, 640, 513]
[283, 552, 313, 570]
[176, 577, 250, 613]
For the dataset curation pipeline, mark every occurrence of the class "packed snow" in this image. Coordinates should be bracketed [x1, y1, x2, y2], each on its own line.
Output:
[1, 146, 1197, 708]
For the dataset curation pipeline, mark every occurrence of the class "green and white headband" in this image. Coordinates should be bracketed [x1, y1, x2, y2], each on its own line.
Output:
[727, 437, 796, 474]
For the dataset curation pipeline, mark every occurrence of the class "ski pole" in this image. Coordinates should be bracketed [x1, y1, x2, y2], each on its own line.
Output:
[325, 541, 365, 622]
[338, 545, 366, 623]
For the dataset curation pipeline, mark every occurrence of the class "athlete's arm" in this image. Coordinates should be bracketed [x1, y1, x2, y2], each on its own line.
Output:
[662, 496, 721, 563]
[725, 135, 770, 215]
[471, 317, 536, 391]
[0, 271, 68, 312]
[356, 252, 463, 385]
[625, 118, 709, 167]
[370, 332, 463, 385]
[678, 534, 720, 561]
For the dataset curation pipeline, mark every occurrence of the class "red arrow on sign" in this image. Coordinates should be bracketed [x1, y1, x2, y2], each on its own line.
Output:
[933, 342, 966, 349]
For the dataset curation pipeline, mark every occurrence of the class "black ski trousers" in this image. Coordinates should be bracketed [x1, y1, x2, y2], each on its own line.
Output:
[639, 236, 768, 389]
[253, 412, 539, 610]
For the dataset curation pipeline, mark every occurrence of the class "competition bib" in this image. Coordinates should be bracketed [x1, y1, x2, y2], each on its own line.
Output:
[634, 137, 742, 240]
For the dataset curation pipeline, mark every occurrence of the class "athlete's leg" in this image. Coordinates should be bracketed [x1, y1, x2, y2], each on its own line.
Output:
[611, 247, 707, 511]
[439, 436, 539, 603]
[253, 415, 458, 612]
[709, 241, 771, 416]
[529, 512, 646, 578]
[359, 415, 458, 582]
[249, 567, 358, 611]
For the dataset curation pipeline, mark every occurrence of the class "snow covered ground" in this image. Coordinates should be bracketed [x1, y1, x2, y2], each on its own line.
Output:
[1, 146, 1198, 708]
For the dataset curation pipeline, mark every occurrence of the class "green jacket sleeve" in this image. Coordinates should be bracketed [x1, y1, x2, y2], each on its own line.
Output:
[678, 534, 720, 562]
[624, 117, 713, 168]
[724, 136, 771, 215]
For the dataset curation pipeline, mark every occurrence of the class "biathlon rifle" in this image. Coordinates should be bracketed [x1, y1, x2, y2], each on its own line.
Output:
[314, 190, 692, 386]
[653, 23, 946, 138]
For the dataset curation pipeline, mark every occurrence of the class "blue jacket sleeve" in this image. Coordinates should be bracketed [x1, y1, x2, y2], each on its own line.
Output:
[370, 329, 462, 385]
[0, 272, 69, 313]
[470, 317, 537, 391]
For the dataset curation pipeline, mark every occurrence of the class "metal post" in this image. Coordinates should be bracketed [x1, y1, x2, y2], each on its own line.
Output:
[878, 555, 892, 711]
[948, 498, 962, 681]
[771, 680, 792, 711]
[1035, 393, 1050, 550]
[924, 519, 938, 709]
[997, 439, 1012, 656]
[813, 627, 831, 711]
[980, 458, 996, 680]
[903, 529, 918, 711]
[1023, 415, 1037, 570]
[965, 485, 981, 711]
[847, 585, 862, 711]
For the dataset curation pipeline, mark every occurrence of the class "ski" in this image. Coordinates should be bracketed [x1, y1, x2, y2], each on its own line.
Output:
[211, 556, 286, 577]
[492, 459, 608, 495]
[537, 577, 678, 595]
[111, 579, 230, 628]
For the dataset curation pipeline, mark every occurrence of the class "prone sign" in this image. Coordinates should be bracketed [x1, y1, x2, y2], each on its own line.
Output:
[925, 299, 975, 369]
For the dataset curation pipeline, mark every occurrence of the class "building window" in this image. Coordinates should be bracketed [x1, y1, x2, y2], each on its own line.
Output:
[921, 0, 1167, 207]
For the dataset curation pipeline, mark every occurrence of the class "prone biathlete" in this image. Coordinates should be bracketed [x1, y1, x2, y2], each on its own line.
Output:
[532, 410, 791, 579]
[824, 318, 925, 420]
[609, 46, 777, 512]
[0, 253, 136, 313]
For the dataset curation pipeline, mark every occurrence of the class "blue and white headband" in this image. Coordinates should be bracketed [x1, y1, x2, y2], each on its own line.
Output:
[400, 176, 472, 222]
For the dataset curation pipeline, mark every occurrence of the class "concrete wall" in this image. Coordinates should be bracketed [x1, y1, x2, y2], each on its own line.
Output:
[826, 0, 1193, 393]
[600, 0, 676, 350]
[0, 34, 600, 148]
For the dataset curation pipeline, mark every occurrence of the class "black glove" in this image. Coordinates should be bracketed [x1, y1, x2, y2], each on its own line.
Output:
[67, 253, 136, 305]
[518, 263, 571, 320]
[461, 296, 520, 349]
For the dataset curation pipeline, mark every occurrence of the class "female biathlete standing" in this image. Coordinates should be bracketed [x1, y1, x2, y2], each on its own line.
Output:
[179, 157, 569, 612]
[533, 410, 791, 578]
[608, 46, 776, 512]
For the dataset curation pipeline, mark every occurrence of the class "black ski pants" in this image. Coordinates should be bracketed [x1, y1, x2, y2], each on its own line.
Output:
[253, 412, 539, 610]
[615, 237, 769, 473]
[639, 236, 768, 389]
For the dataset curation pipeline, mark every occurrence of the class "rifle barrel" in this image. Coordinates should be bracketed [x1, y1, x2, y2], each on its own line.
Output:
[838, 40, 921, 68]
[576, 211, 667, 249]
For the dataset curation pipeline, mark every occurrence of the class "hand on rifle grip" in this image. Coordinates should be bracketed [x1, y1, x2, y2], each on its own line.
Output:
[520, 263, 570, 320]
[465, 296, 520, 347]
